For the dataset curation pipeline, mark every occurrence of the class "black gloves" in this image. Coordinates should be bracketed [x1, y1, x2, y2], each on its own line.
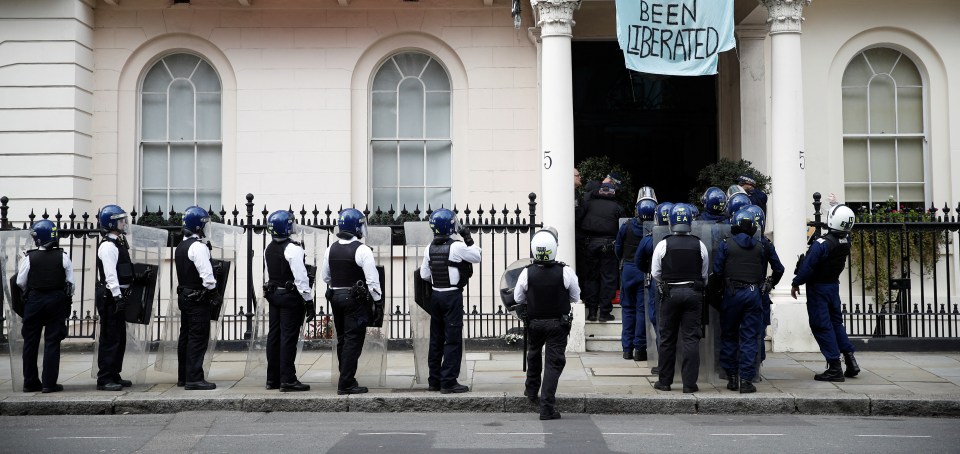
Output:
[203, 288, 223, 307]
[114, 293, 128, 314]
[515, 303, 528, 322]
[458, 227, 474, 246]
[304, 300, 317, 323]
[371, 300, 385, 328]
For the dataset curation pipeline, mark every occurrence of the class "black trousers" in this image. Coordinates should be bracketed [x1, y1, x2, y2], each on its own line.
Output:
[581, 238, 618, 314]
[177, 296, 213, 383]
[428, 289, 464, 388]
[266, 292, 306, 385]
[21, 290, 68, 389]
[525, 319, 568, 415]
[95, 289, 127, 385]
[331, 290, 368, 390]
[657, 286, 703, 388]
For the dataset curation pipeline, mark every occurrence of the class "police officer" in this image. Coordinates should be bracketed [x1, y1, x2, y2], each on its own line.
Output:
[700, 187, 728, 223]
[514, 228, 580, 420]
[95, 205, 133, 391]
[792, 204, 860, 382]
[615, 197, 657, 361]
[633, 202, 671, 368]
[321, 208, 382, 395]
[726, 193, 752, 219]
[16, 220, 74, 393]
[651, 203, 708, 393]
[576, 177, 624, 321]
[712, 209, 784, 393]
[263, 210, 314, 392]
[174, 206, 218, 390]
[743, 205, 783, 366]
[420, 208, 482, 394]
[737, 174, 767, 215]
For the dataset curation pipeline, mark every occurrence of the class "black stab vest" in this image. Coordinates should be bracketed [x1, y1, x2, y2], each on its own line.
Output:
[723, 237, 766, 284]
[660, 235, 703, 283]
[27, 249, 66, 290]
[175, 237, 206, 290]
[329, 241, 365, 287]
[265, 240, 295, 284]
[810, 233, 851, 284]
[621, 223, 641, 266]
[637, 235, 653, 273]
[428, 238, 455, 289]
[97, 236, 132, 285]
[525, 262, 570, 320]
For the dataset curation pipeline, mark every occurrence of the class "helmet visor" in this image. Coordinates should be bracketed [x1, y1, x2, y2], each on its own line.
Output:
[726, 184, 747, 198]
[115, 215, 129, 233]
[636, 186, 657, 203]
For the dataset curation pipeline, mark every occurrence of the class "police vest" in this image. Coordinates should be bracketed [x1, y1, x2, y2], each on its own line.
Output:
[621, 222, 642, 266]
[580, 196, 621, 237]
[660, 234, 703, 283]
[265, 240, 295, 284]
[27, 249, 66, 290]
[723, 236, 766, 284]
[636, 235, 653, 273]
[525, 262, 570, 320]
[809, 233, 850, 284]
[329, 241, 365, 287]
[97, 236, 132, 286]
[175, 237, 207, 290]
[428, 237, 473, 289]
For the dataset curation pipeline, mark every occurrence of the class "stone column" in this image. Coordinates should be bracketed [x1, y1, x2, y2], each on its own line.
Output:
[763, 0, 819, 352]
[531, 0, 579, 267]
[736, 25, 769, 183]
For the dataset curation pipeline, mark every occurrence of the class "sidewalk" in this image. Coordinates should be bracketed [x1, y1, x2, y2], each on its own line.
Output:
[1, 350, 959, 417]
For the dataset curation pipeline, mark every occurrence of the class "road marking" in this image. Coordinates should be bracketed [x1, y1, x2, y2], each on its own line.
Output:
[48, 437, 132, 440]
[602, 433, 673, 436]
[358, 432, 426, 436]
[856, 435, 931, 438]
[476, 432, 552, 435]
[710, 434, 783, 436]
[203, 434, 286, 437]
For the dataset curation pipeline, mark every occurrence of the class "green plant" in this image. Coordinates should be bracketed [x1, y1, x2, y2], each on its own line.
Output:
[576, 155, 636, 213]
[688, 158, 771, 206]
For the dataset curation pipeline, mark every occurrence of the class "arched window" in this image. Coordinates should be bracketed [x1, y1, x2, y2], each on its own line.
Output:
[842, 47, 925, 209]
[370, 52, 451, 212]
[139, 53, 222, 212]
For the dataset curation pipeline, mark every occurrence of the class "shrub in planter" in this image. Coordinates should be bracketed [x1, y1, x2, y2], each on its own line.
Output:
[687, 158, 771, 207]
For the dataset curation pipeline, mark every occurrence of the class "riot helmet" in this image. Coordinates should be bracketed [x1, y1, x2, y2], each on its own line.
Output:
[636, 199, 657, 221]
[267, 210, 295, 241]
[827, 205, 856, 233]
[743, 205, 766, 233]
[726, 193, 752, 216]
[530, 227, 559, 262]
[636, 186, 657, 204]
[31, 219, 59, 248]
[654, 202, 675, 226]
[726, 184, 747, 198]
[701, 187, 727, 215]
[337, 208, 367, 239]
[688, 203, 700, 220]
[428, 208, 458, 237]
[98, 204, 127, 233]
[182, 206, 210, 237]
[669, 204, 694, 233]
[730, 208, 759, 237]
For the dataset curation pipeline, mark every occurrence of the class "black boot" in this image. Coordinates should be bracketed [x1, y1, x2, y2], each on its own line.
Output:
[814, 360, 845, 382]
[587, 307, 598, 322]
[726, 372, 739, 391]
[843, 352, 860, 378]
[739, 379, 756, 394]
[633, 349, 647, 362]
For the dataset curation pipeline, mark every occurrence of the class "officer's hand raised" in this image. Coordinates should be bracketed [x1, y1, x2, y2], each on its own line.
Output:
[790, 285, 801, 300]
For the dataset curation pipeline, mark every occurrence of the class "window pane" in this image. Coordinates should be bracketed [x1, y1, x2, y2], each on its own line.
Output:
[426, 188, 451, 210]
[845, 185, 868, 206]
[372, 188, 397, 213]
[164, 53, 200, 79]
[899, 184, 924, 203]
[192, 60, 221, 92]
[398, 141, 424, 186]
[372, 60, 402, 91]
[873, 184, 896, 204]
[425, 92, 450, 138]
[842, 139, 867, 182]
[197, 144, 221, 189]
[897, 87, 922, 133]
[196, 93, 221, 140]
[868, 76, 896, 134]
[141, 93, 167, 140]
[841, 87, 867, 134]
[143, 62, 172, 93]
[870, 139, 896, 182]
[170, 191, 194, 213]
[898, 138, 923, 182]
[197, 190, 221, 213]
[371, 141, 398, 187]
[398, 79, 424, 138]
[399, 187, 423, 211]
[842, 53, 871, 86]
[425, 140, 451, 186]
[170, 145, 195, 189]
[421, 59, 450, 91]
[864, 48, 900, 75]
[393, 52, 429, 78]
[371, 92, 397, 139]
[142, 190, 166, 212]
[142, 144, 167, 188]
[169, 79, 195, 140]
[891, 55, 922, 86]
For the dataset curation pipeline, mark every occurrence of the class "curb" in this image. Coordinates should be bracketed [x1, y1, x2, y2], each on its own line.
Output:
[3, 393, 959, 417]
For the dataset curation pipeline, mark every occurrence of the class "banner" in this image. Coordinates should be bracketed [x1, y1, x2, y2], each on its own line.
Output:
[616, 0, 735, 76]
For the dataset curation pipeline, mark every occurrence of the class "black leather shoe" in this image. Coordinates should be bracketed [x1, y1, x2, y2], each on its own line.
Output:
[739, 380, 757, 394]
[97, 382, 123, 391]
[653, 381, 671, 391]
[176, 381, 185, 387]
[633, 349, 648, 362]
[599, 312, 615, 322]
[427, 386, 441, 392]
[184, 381, 217, 390]
[726, 373, 739, 391]
[524, 390, 538, 403]
[22, 385, 42, 393]
[280, 381, 310, 392]
[814, 360, 846, 382]
[265, 381, 279, 390]
[843, 352, 861, 378]
[587, 308, 598, 322]
[651, 367, 660, 375]
[440, 384, 470, 394]
[42, 384, 64, 394]
[682, 385, 699, 393]
[623, 351, 633, 360]
[337, 386, 369, 395]
[539, 411, 562, 420]
[118, 379, 133, 388]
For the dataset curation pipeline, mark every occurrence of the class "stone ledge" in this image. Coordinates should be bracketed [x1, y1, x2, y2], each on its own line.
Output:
[869, 394, 960, 417]
[0, 395, 116, 416]
[113, 395, 244, 414]
[794, 393, 870, 415]
[584, 393, 697, 414]
[504, 393, 585, 413]
[695, 393, 796, 414]
[240, 394, 347, 412]
[347, 392, 505, 413]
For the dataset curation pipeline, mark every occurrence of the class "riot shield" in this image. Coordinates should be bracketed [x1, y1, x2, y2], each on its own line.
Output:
[499, 258, 532, 316]
[404, 222, 468, 385]
[89, 225, 166, 385]
[331, 226, 390, 388]
[1, 230, 35, 391]
[156, 222, 243, 378]
[692, 220, 729, 387]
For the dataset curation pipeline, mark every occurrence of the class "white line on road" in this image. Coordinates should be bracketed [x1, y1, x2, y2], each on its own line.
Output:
[48, 437, 132, 440]
[602, 433, 674, 436]
[710, 434, 784, 436]
[359, 432, 426, 436]
[476, 432, 552, 435]
[203, 434, 286, 437]
[856, 435, 931, 438]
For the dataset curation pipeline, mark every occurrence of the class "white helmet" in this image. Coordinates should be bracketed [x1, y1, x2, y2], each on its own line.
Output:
[827, 204, 856, 232]
[530, 227, 559, 262]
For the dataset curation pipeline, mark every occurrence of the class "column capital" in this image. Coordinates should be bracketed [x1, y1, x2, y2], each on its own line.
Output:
[761, 0, 811, 35]
[530, 0, 580, 38]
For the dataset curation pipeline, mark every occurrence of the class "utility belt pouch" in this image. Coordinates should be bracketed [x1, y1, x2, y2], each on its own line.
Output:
[560, 313, 573, 332]
[116, 262, 134, 286]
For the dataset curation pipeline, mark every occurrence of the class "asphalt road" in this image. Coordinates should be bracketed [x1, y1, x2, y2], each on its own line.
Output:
[0, 412, 957, 453]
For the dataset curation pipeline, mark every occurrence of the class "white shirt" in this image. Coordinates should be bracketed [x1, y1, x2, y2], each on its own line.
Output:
[513, 264, 581, 304]
[16, 246, 75, 291]
[265, 240, 313, 302]
[419, 240, 483, 292]
[96, 233, 127, 297]
[321, 236, 382, 300]
[185, 234, 217, 290]
[651, 234, 709, 283]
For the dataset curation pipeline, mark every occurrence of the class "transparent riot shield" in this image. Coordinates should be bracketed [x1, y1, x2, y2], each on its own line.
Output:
[692, 220, 729, 387]
[330, 226, 390, 387]
[2, 230, 35, 391]
[89, 224, 166, 385]
[404, 222, 467, 385]
[156, 223, 243, 378]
